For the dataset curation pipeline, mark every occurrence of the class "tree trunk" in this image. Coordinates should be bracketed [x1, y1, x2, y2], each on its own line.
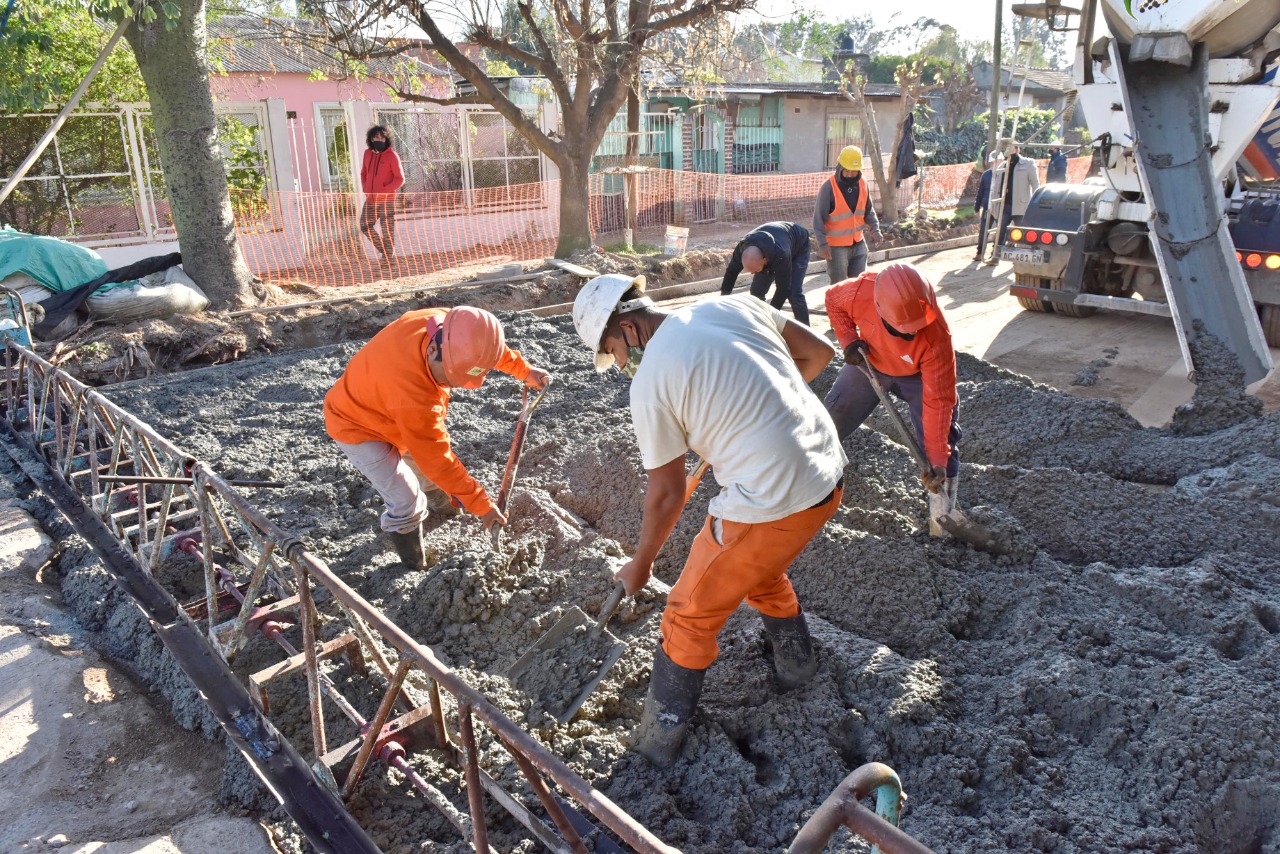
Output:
[624, 86, 640, 246]
[848, 82, 897, 223]
[125, 0, 260, 310]
[554, 151, 593, 257]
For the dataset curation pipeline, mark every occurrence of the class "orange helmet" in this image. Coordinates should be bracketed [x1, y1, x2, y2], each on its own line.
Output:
[441, 306, 505, 388]
[873, 263, 939, 334]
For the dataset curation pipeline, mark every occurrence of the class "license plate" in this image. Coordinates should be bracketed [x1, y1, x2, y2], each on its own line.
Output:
[1001, 246, 1048, 264]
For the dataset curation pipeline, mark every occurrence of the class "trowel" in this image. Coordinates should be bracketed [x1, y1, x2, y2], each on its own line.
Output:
[507, 456, 708, 722]
[490, 378, 552, 551]
[852, 362, 1005, 555]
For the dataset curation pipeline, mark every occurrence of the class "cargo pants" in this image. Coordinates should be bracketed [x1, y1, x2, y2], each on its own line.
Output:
[660, 481, 843, 670]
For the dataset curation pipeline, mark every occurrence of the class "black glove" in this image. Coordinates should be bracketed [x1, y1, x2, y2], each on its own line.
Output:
[843, 340, 870, 367]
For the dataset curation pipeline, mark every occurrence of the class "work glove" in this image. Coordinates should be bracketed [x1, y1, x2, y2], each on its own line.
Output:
[869, 230, 884, 248]
[843, 340, 870, 368]
[921, 465, 947, 493]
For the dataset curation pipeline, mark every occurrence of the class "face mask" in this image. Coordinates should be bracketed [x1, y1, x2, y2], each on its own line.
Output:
[882, 318, 915, 341]
[620, 346, 645, 378]
[371, 140, 388, 152]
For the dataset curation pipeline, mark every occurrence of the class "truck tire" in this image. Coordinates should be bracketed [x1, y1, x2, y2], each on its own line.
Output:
[1014, 274, 1049, 312]
[1052, 299, 1098, 319]
[1261, 304, 1280, 348]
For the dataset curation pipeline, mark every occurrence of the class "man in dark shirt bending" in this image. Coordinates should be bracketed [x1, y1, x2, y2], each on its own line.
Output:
[720, 221, 813, 325]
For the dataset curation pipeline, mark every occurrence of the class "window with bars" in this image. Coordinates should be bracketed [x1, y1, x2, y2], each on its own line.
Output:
[825, 114, 865, 170]
[318, 108, 351, 190]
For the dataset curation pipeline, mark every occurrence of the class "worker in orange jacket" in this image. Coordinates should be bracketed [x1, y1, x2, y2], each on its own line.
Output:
[324, 306, 550, 569]
[823, 263, 962, 535]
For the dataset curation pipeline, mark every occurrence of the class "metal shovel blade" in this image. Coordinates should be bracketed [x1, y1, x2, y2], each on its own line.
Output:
[508, 606, 628, 724]
[936, 510, 1005, 555]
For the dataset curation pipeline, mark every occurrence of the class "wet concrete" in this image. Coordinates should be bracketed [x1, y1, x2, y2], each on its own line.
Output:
[76, 305, 1280, 852]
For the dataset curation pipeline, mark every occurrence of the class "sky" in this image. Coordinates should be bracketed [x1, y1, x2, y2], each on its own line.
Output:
[751, 0, 1022, 46]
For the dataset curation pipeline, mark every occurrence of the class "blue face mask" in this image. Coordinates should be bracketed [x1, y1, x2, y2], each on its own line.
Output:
[620, 346, 645, 378]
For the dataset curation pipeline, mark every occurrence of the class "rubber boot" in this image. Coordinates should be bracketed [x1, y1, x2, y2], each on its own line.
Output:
[761, 611, 818, 690]
[424, 485, 460, 517]
[631, 645, 706, 768]
[385, 524, 428, 571]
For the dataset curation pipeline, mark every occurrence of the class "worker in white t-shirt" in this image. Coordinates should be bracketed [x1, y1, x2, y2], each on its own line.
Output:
[571, 273, 848, 767]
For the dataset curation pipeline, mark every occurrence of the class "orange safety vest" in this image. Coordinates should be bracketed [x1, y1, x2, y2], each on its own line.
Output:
[824, 175, 868, 246]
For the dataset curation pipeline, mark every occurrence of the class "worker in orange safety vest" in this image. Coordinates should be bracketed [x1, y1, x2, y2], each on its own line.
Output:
[823, 263, 963, 535]
[814, 145, 883, 284]
[324, 306, 550, 570]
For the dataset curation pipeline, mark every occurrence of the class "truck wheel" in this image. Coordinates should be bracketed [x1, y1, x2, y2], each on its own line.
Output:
[1052, 300, 1098, 319]
[1261, 304, 1280, 348]
[1014, 274, 1049, 312]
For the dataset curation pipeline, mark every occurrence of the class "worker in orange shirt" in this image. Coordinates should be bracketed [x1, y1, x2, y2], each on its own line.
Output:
[324, 306, 550, 569]
[823, 263, 962, 534]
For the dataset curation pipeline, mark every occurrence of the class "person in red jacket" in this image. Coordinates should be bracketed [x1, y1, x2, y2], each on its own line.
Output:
[823, 263, 963, 535]
[324, 306, 550, 569]
[360, 125, 405, 265]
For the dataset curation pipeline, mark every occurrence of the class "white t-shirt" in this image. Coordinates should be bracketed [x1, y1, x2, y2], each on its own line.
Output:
[629, 295, 847, 523]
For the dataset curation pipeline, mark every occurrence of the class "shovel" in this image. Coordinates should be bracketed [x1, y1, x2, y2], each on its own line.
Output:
[851, 361, 1004, 555]
[507, 456, 709, 722]
[490, 378, 553, 551]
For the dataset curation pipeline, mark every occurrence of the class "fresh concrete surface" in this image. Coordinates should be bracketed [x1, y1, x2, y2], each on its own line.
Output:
[696, 246, 1280, 426]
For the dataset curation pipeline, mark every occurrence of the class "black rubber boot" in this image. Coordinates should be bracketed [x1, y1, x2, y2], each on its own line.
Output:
[761, 611, 818, 690]
[631, 645, 706, 768]
[385, 525, 427, 571]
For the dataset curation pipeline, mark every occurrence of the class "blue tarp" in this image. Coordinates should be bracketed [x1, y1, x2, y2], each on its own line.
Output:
[0, 227, 130, 294]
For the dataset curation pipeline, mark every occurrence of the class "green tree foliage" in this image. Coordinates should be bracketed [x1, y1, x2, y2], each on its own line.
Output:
[0, 2, 146, 114]
[916, 107, 1060, 166]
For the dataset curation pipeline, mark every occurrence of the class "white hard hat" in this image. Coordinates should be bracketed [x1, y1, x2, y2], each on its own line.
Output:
[572, 273, 650, 371]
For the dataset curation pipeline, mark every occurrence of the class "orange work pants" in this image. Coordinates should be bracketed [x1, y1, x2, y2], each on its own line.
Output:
[661, 484, 843, 670]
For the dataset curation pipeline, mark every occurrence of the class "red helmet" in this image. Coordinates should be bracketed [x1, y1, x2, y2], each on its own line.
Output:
[441, 306, 505, 388]
[873, 264, 939, 334]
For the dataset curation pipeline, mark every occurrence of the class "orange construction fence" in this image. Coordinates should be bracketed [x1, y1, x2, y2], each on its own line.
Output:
[230, 157, 1093, 290]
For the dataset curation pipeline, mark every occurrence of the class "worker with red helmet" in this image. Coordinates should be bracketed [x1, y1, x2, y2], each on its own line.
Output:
[324, 306, 550, 569]
[824, 263, 962, 534]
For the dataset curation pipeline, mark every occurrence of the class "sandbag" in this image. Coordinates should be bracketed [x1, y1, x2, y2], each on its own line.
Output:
[0, 271, 55, 306]
[85, 266, 209, 322]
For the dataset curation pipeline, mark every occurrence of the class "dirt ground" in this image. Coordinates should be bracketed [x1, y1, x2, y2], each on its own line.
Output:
[32, 220, 978, 389]
[77, 299, 1280, 853]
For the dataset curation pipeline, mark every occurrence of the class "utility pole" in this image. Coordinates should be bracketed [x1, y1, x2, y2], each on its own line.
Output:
[987, 0, 1004, 160]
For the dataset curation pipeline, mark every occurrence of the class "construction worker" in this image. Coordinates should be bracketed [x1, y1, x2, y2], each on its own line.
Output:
[573, 274, 846, 767]
[720, 221, 813, 324]
[823, 263, 962, 535]
[1047, 145, 1069, 184]
[324, 306, 550, 569]
[814, 145, 883, 284]
[360, 124, 405, 266]
[974, 152, 999, 262]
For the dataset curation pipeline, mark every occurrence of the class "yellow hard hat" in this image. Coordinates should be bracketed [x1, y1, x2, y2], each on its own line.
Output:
[837, 146, 863, 171]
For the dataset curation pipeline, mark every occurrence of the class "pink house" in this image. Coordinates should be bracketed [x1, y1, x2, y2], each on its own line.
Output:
[206, 16, 452, 193]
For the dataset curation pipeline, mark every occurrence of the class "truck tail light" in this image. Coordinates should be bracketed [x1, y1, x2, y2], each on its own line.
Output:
[1246, 253, 1263, 268]
[1267, 255, 1280, 270]
[1056, 234, 1069, 245]
[1009, 228, 1023, 242]
[1040, 232, 1053, 244]
[1237, 251, 1244, 262]
[1025, 230, 1039, 243]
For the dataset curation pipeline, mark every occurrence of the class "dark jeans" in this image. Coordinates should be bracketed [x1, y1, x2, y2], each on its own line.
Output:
[749, 251, 812, 324]
[826, 242, 869, 284]
[996, 207, 1019, 253]
[823, 363, 961, 478]
[976, 209, 988, 258]
[360, 199, 397, 259]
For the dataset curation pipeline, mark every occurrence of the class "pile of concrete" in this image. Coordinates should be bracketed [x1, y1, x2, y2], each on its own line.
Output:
[84, 311, 1280, 852]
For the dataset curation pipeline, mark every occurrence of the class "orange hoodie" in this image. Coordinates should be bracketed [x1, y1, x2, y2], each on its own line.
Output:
[825, 272, 957, 467]
[323, 308, 531, 517]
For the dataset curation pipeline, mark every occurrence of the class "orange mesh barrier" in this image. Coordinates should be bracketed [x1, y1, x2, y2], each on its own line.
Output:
[230, 158, 1094, 289]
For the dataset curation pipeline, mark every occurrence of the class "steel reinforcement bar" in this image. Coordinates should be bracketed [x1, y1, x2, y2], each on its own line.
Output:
[0, 339, 678, 854]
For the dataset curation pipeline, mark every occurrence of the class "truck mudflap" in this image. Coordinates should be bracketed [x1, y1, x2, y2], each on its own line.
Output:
[1008, 283, 1174, 317]
[1114, 40, 1274, 383]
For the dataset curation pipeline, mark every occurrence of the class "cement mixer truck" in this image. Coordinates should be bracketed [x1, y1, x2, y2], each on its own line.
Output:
[1000, 0, 1280, 383]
